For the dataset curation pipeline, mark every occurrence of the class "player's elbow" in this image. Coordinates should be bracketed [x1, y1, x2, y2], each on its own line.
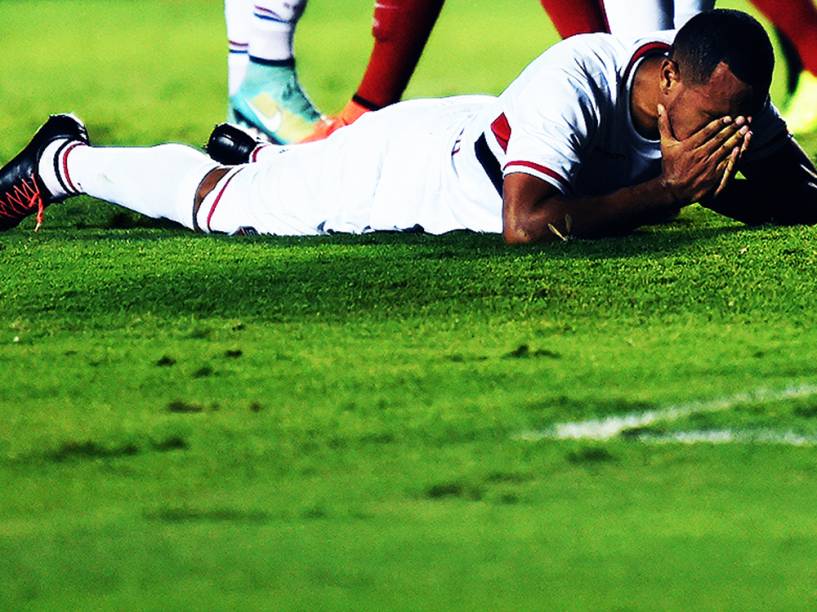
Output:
[503, 226, 533, 245]
[502, 175, 564, 244]
[502, 220, 559, 245]
[502, 224, 529, 245]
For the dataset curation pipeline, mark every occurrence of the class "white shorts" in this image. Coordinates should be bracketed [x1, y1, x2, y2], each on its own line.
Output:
[203, 96, 504, 236]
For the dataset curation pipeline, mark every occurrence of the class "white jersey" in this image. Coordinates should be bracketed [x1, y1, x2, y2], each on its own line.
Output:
[208, 31, 787, 236]
[456, 30, 786, 203]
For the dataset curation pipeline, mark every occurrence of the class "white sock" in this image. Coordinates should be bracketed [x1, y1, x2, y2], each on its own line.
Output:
[603, 0, 673, 38]
[225, 0, 252, 96]
[38, 138, 85, 199]
[64, 144, 219, 230]
[249, 0, 307, 61]
[674, 0, 715, 30]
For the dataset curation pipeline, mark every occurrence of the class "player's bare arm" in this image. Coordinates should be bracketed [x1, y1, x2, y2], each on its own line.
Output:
[502, 112, 749, 244]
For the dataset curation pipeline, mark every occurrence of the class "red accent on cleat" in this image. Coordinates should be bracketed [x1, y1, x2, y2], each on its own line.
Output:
[0, 176, 45, 231]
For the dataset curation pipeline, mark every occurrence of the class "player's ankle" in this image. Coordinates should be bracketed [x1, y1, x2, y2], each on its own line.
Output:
[38, 138, 86, 199]
[243, 56, 296, 82]
[342, 97, 375, 124]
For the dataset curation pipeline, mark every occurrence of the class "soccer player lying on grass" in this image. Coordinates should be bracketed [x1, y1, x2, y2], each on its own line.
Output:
[1, 10, 816, 243]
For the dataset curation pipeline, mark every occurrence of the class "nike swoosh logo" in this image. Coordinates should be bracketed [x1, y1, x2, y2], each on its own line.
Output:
[247, 94, 283, 134]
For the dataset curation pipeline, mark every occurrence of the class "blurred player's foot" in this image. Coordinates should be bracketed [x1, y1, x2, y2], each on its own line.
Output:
[229, 59, 320, 144]
[0, 114, 88, 231]
[301, 99, 371, 143]
[206, 122, 261, 165]
[783, 71, 817, 135]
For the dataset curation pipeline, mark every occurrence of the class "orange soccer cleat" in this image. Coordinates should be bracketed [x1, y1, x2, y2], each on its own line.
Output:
[300, 99, 371, 143]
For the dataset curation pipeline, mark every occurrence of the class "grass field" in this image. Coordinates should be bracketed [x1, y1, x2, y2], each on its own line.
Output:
[3, 0, 817, 609]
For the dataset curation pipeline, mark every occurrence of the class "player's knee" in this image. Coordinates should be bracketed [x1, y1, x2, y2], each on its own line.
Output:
[193, 167, 231, 231]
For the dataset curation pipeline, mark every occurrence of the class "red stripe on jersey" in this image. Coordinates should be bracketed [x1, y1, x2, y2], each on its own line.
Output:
[504, 160, 570, 191]
[622, 41, 671, 85]
[206, 169, 243, 232]
[491, 113, 511, 152]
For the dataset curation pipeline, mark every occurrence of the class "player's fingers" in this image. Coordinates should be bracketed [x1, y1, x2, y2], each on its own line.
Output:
[715, 149, 740, 198]
[696, 120, 748, 155]
[739, 130, 753, 159]
[722, 126, 750, 156]
[657, 104, 677, 143]
[705, 124, 749, 161]
[687, 115, 734, 148]
[714, 146, 740, 198]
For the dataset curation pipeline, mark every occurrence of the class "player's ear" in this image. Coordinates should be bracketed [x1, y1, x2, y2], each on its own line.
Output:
[659, 59, 680, 95]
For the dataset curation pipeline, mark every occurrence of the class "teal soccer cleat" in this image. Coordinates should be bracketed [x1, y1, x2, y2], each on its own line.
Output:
[229, 58, 321, 144]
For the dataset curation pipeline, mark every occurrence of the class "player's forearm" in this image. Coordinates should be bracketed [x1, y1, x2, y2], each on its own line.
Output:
[703, 178, 817, 226]
[505, 176, 678, 243]
[706, 136, 817, 226]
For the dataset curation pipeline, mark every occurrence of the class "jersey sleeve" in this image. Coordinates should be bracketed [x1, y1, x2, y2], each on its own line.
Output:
[742, 97, 789, 163]
[500, 59, 601, 195]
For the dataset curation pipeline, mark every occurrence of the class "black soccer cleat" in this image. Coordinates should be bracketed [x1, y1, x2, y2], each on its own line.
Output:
[206, 122, 262, 165]
[0, 114, 88, 231]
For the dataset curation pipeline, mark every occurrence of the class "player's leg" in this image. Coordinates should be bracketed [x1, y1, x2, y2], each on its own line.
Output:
[750, 0, 817, 74]
[673, 0, 714, 30]
[56, 146, 224, 231]
[1, 114, 366, 236]
[0, 114, 231, 232]
[778, 29, 805, 98]
[599, 0, 672, 39]
[303, 0, 445, 142]
[749, 0, 817, 134]
[539, 0, 610, 38]
[231, 0, 321, 144]
[224, 0, 252, 100]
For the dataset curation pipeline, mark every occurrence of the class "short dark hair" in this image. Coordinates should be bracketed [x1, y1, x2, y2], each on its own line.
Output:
[670, 9, 774, 111]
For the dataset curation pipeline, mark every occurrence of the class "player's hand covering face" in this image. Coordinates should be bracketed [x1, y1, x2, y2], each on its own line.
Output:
[658, 104, 751, 205]
[663, 60, 756, 140]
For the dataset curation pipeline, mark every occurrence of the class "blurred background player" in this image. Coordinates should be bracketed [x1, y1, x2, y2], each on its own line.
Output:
[305, 0, 612, 142]
[224, 0, 449, 143]
[224, 0, 320, 143]
[305, 0, 718, 141]
[227, 0, 817, 143]
[599, 0, 714, 38]
[224, 0, 719, 143]
[747, 0, 817, 135]
[302, 0, 447, 141]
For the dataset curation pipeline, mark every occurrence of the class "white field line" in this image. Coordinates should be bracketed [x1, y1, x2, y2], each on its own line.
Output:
[516, 383, 817, 444]
[635, 429, 817, 446]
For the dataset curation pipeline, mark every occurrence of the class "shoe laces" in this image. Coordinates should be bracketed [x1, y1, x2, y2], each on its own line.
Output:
[0, 175, 45, 231]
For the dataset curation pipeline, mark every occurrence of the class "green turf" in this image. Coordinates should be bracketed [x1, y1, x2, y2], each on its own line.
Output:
[3, 1, 817, 609]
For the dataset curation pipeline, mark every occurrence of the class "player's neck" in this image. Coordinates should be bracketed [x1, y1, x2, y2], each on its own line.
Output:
[630, 56, 663, 141]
